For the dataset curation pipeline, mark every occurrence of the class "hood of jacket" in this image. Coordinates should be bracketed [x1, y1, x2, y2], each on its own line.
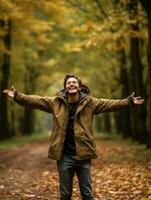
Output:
[56, 84, 91, 102]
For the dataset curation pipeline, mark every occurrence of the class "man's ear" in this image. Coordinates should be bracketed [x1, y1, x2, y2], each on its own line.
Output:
[79, 87, 81, 91]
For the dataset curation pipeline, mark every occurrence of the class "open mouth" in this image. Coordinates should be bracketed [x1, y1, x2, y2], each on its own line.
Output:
[67, 86, 78, 93]
[68, 86, 77, 90]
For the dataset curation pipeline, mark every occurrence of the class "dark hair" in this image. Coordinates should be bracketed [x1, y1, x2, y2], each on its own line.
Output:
[63, 73, 81, 89]
[80, 84, 90, 94]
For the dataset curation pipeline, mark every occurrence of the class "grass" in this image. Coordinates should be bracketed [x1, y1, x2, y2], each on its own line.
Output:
[0, 132, 50, 149]
[0, 131, 149, 151]
[95, 131, 148, 149]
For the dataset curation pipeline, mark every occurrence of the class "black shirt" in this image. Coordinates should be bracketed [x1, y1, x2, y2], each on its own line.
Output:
[62, 102, 79, 156]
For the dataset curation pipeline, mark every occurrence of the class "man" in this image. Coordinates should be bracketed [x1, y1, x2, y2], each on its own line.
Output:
[3, 73, 144, 200]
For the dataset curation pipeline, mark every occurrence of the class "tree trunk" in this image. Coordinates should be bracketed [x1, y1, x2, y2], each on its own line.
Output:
[119, 47, 132, 138]
[23, 107, 35, 135]
[129, 33, 148, 143]
[10, 108, 16, 136]
[128, 0, 148, 143]
[140, 0, 151, 147]
[103, 114, 111, 133]
[22, 64, 36, 135]
[95, 115, 102, 133]
[147, 10, 151, 147]
[114, 111, 123, 134]
[0, 19, 12, 139]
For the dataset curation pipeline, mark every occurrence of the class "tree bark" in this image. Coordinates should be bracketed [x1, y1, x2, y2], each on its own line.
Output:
[128, 0, 148, 143]
[22, 64, 36, 135]
[0, 19, 12, 139]
[114, 42, 131, 137]
[140, 0, 151, 147]
[95, 115, 102, 133]
[114, 111, 123, 134]
[103, 114, 111, 133]
[10, 108, 16, 136]
[129, 31, 148, 143]
[119, 47, 132, 138]
[146, 6, 151, 148]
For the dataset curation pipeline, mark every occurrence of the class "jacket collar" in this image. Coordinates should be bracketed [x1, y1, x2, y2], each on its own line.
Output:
[56, 89, 88, 102]
[56, 89, 90, 115]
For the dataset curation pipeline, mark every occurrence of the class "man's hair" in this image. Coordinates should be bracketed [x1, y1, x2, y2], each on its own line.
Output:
[63, 73, 81, 89]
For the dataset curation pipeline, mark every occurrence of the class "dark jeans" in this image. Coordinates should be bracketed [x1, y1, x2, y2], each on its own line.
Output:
[57, 154, 94, 200]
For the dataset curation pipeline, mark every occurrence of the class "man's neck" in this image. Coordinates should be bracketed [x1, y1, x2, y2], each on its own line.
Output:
[67, 92, 80, 103]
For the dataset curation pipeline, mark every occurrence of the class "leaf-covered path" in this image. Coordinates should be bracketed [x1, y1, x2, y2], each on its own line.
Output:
[0, 137, 151, 200]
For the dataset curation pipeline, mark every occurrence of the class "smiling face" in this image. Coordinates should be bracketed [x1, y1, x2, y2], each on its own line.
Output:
[65, 77, 81, 94]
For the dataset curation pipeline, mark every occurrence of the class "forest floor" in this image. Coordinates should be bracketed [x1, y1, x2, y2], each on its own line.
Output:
[0, 136, 151, 200]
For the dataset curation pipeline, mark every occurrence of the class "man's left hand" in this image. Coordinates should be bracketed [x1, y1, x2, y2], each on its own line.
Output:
[131, 92, 144, 105]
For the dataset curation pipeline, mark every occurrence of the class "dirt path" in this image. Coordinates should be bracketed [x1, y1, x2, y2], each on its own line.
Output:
[0, 137, 151, 200]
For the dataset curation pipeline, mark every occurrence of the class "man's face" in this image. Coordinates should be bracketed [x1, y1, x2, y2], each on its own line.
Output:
[65, 77, 81, 94]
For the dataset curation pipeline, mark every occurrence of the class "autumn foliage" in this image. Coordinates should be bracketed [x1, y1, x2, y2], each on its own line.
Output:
[0, 1, 151, 144]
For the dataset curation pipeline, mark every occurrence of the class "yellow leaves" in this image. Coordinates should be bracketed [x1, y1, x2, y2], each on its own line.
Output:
[127, 19, 138, 25]
[71, 22, 98, 34]
[146, 187, 151, 196]
[0, 138, 151, 199]
[67, 2, 147, 54]
[0, 0, 68, 44]
[65, 31, 127, 53]
[42, 171, 50, 176]
[69, 18, 126, 52]
[105, 39, 128, 52]
[69, 18, 147, 53]
[44, 1, 66, 17]
[0, 0, 24, 21]
[43, 58, 59, 68]
[128, 29, 148, 39]
[70, 21, 105, 38]
[65, 43, 82, 52]
[25, 20, 51, 32]
[36, 34, 50, 46]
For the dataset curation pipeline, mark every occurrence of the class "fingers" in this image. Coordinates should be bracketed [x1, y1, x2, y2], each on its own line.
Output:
[135, 98, 144, 104]
[135, 96, 142, 100]
[138, 100, 144, 104]
[132, 91, 135, 97]
[3, 89, 10, 94]
[140, 99, 144, 103]
[131, 92, 143, 100]
[11, 86, 16, 91]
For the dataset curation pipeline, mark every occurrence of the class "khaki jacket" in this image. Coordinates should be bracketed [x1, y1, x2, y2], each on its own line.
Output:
[14, 90, 131, 160]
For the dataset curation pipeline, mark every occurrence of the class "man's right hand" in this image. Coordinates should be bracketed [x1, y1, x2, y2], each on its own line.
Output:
[3, 86, 17, 98]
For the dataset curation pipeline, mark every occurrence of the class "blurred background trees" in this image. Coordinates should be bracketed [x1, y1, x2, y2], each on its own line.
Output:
[0, 0, 150, 147]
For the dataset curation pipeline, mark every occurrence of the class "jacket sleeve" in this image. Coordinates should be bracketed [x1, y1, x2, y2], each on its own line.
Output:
[14, 92, 54, 113]
[91, 97, 132, 115]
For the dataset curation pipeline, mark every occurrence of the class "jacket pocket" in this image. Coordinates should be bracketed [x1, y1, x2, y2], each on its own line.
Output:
[49, 128, 59, 144]
[78, 134, 96, 152]
[48, 141, 60, 159]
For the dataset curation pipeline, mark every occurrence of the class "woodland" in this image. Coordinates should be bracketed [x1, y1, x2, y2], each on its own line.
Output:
[0, 1, 151, 199]
[0, 0, 151, 147]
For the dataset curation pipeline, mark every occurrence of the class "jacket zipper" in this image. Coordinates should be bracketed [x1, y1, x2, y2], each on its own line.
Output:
[57, 95, 89, 159]
[57, 97, 69, 159]
[74, 96, 90, 159]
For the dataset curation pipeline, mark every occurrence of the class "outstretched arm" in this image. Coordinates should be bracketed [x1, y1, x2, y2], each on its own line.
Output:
[92, 92, 144, 114]
[3, 86, 54, 113]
